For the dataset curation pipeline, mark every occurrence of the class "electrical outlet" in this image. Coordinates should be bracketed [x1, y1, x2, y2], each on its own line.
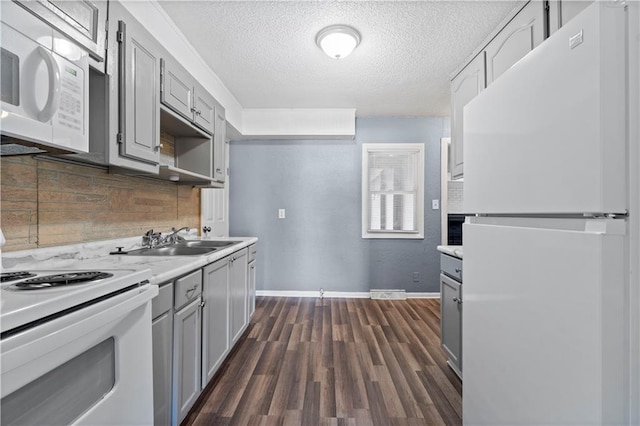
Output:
[413, 272, 420, 282]
[431, 199, 440, 210]
[278, 209, 286, 219]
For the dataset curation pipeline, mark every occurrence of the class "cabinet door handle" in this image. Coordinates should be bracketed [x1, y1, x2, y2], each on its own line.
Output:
[453, 297, 462, 304]
[185, 285, 197, 298]
[200, 300, 206, 308]
[455, 268, 462, 273]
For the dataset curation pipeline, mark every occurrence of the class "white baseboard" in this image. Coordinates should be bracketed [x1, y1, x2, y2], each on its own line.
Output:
[407, 292, 440, 299]
[256, 290, 440, 299]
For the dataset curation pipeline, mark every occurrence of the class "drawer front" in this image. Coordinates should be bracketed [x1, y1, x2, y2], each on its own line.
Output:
[152, 283, 173, 319]
[441, 254, 463, 282]
[174, 270, 202, 310]
[248, 244, 257, 263]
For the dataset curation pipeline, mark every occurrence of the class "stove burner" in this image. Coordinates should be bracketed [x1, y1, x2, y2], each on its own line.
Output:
[9, 272, 114, 290]
[1, 271, 37, 283]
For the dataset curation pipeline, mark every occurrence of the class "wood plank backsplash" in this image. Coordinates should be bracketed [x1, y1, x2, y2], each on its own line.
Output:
[1, 156, 200, 252]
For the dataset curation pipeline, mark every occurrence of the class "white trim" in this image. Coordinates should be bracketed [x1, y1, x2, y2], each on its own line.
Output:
[256, 290, 440, 299]
[361, 143, 425, 239]
[441, 137, 451, 245]
[240, 108, 355, 139]
[406, 292, 440, 299]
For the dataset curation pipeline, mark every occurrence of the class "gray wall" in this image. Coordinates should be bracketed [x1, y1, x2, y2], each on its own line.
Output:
[229, 116, 449, 293]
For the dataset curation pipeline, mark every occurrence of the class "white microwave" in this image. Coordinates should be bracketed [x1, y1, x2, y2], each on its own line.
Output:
[0, 1, 89, 154]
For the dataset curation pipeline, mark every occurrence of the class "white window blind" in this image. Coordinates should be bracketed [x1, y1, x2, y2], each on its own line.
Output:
[362, 144, 424, 239]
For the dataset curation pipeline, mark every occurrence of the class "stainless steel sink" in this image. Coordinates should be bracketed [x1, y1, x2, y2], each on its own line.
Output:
[179, 240, 238, 249]
[125, 246, 217, 256]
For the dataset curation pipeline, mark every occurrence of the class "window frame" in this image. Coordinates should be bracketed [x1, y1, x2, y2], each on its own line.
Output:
[361, 143, 425, 239]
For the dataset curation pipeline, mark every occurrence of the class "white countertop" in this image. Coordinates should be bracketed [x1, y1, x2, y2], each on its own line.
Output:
[2, 235, 259, 286]
[437, 245, 463, 259]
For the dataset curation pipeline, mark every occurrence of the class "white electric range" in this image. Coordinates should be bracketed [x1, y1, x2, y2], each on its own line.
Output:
[0, 267, 158, 425]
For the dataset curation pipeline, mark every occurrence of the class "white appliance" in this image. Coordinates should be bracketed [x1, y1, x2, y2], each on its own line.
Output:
[0, 1, 89, 154]
[463, 2, 632, 425]
[0, 269, 158, 425]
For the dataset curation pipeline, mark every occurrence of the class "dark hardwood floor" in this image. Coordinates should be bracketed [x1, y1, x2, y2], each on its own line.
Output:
[183, 297, 462, 426]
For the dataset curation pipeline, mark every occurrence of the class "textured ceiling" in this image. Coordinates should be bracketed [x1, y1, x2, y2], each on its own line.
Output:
[158, 0, 522, 117]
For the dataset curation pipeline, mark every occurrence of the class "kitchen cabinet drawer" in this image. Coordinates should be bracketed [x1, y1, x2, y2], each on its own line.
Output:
[174, 270, 202, 310]
[152, 283, 173, 319]
[441, 253, 463, 282]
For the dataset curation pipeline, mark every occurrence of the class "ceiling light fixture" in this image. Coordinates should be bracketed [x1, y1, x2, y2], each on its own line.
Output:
[316, 25, 361, 60]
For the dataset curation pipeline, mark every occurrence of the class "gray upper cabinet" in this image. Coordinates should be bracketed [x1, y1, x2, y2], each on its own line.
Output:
[193, 86, 216, 135]
[161, 58, 194, 122]
[548, 1, 594, 35]
[117, 19, 160, 165]
[14, 0, 108, 70]
[161, 58, 215, 136]
[485, 0, 545, 85]
[450, 0, 548, 179]
[450, 53, 485, 180]
[213, 106, 226, 183]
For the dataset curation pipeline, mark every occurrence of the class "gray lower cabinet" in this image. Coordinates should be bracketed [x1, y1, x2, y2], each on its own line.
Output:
[202, 258, 230, 385]
[152, 284, 173, 426]
[440, 273, 462, 377]
[230, 248, 249, 344]
[172, 271, 203, 425]
[247, 245, 257, 320]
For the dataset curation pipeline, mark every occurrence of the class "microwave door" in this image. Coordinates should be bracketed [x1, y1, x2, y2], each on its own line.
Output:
[50, 35, 89, 152]
[0, 23, 54, 145]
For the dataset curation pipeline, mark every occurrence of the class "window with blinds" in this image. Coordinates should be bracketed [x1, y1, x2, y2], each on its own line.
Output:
[362, 144, 425, 239]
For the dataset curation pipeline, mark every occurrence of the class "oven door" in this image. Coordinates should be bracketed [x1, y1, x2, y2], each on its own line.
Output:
[0, 284, 158, 426]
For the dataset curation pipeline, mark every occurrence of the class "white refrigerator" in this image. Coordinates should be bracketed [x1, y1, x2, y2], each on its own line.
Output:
[462, 2, 631, 424]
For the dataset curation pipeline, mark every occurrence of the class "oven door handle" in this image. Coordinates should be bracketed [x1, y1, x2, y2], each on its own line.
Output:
[36, 46, 61, 123]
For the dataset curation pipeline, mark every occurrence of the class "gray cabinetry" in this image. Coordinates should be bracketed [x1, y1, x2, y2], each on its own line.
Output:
[440, 273, 462, 377]
[485, 0, 545, 85]
[194, 87, 216, 135]
[440, 253, 462, 378]
[172, 270, 203, 425]
[117, 19, 161, 165]
[202, 258, 230, 385]
[152, 283, 173, 426]
[14, 0, 107, 70]
[548, 1, 594, 35]
[450, 53, 485, 180]
[213, 106, 227, 183]
[161, 58, 194, 122]
[450, 0, 547, 179]
[247, 245, 257, 320]
[160, 58, 215, 136]
[230, 248, 249, 344]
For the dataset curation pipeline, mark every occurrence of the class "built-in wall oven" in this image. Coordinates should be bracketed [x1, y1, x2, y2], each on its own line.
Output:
[0, 269, 158, 425]
[0, 1, 89, 154]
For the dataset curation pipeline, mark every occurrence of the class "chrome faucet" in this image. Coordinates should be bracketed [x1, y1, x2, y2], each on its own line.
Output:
[142, 229, 162, 248]
[162, 227, 190, 245]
